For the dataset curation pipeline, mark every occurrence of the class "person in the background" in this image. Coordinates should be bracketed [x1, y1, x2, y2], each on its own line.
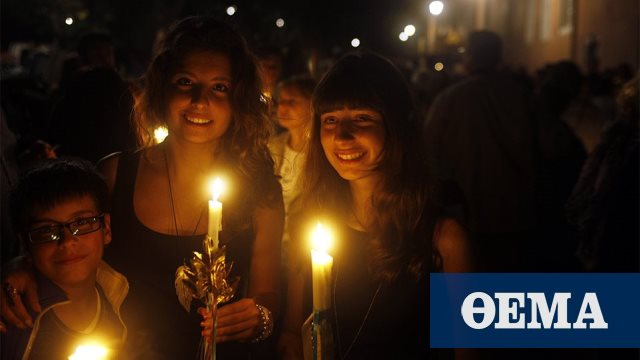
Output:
[424, 30, 536, 272]
[49, 65, 137, 163]
[77, 32, 116, 70]
[256, 46, 284, 101]
[567, 75, 639, 272]
[16, 139, 57, 169]
[268, 74, 316, 270]
[57, 32, 116, 92]
[279, 52, 472, 360]
[1, 110, 19, 263]
[1, 159, 128, 360]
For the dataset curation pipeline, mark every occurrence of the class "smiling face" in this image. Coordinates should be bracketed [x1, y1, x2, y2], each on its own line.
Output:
[165, 50, 233, 146]
[28, 195, 111, 290]
[319, 107, 386, 184]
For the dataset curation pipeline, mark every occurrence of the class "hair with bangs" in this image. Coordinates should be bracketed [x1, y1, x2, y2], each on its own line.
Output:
[135, 16, 280, 212]
[11, 159, 109, 237]
[295, 52, 441, 283]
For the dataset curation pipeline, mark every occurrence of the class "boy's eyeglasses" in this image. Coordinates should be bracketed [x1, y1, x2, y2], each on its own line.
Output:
[27, 214, 105, 245]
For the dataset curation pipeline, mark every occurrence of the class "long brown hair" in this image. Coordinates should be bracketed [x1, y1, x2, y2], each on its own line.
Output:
[295, 52, 441, 283]
[135, 16, 280, 211]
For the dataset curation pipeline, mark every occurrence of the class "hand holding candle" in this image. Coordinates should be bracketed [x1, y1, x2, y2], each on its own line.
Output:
[311, 223, 333, 311]
[176, 176, 236, 360]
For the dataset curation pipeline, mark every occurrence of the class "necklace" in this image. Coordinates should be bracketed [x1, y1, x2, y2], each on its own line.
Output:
[163, 147, 205, 237]
[333, 262, 382, 360]
[350, 206, 371, 232]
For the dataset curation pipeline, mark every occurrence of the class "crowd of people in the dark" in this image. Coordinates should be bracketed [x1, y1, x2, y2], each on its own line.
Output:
[0, 14, 637, 360]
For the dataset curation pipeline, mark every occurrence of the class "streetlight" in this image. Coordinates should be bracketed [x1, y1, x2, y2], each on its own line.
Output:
[404, 24, 416, 37]
[428, 1, 444, 16]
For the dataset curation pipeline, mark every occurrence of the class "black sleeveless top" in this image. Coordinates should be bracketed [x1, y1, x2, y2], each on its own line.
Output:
[331, 226, 453, 360]
[107, 151, 256, 359]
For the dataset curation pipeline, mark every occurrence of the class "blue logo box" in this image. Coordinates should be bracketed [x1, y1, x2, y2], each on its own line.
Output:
[430, 273, 640, 348]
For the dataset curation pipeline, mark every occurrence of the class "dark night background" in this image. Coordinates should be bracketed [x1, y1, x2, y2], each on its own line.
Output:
[2, 0, 428, 76]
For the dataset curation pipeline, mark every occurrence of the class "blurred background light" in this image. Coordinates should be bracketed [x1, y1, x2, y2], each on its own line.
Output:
[429, 1, 444, 16]
[404, 24, 416, 36]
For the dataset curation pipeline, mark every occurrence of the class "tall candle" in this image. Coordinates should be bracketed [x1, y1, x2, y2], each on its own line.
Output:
[311, 223, 333, 311]
[208, 178, 223, 251]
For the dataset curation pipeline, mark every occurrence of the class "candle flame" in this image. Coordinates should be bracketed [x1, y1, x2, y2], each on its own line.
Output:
[154, 126, 169, 143]
[210, 178, 224, 201]
[69, 343, 109, 360]
[311, 222, 332, 253]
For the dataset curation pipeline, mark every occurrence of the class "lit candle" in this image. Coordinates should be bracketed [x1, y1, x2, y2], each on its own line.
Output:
[208, 178, 224, 252]
[311, 223, 333, 311]
[154, 126, 169, 144]
[68, 343, 109, 360]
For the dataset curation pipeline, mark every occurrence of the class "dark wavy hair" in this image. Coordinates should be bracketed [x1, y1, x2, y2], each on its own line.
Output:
[295, 52, 441, 283]
[11, 158, 109, 237]
[135, 16, 280, 210]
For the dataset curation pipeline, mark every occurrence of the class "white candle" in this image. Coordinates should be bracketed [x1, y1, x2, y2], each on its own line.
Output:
[208, 178, 223, 251]
[311, 223, 333, 311]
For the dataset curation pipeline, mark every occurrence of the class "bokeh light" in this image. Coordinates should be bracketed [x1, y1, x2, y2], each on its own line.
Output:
[404, 24, 416, 36]
[226, 5, 237, 16]
[276, 18, 285, 28]
[351, 38, 360, 48]
[399, 32, 409, 41]
[429, 1, 444, 16]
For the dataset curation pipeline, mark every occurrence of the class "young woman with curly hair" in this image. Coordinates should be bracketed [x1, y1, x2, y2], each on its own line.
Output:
[2, 17, 283, 359]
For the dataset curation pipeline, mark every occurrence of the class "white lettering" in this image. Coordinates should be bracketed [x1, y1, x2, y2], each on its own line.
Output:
[460, 292, 607, 330]
[573, 293, 608, 329]
[495, 293, 525, 329]
[461, 292, 495, 329]
[528, 292, 572, 329]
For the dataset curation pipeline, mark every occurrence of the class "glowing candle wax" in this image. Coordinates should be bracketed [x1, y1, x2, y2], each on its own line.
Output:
[68, 342, 109, 360]
[311, 223, 334, 311]
[208, 178, 223, 251]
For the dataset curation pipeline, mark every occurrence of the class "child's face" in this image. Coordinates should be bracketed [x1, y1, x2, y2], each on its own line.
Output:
[27, 195, 111, 289]
[276, 86, 312, 131]
[319, 107, 386, 183]
[165, 50, 233, 146]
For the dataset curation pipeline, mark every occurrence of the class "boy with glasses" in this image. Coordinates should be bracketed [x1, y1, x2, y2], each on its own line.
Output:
[2, 159, 128, 359]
